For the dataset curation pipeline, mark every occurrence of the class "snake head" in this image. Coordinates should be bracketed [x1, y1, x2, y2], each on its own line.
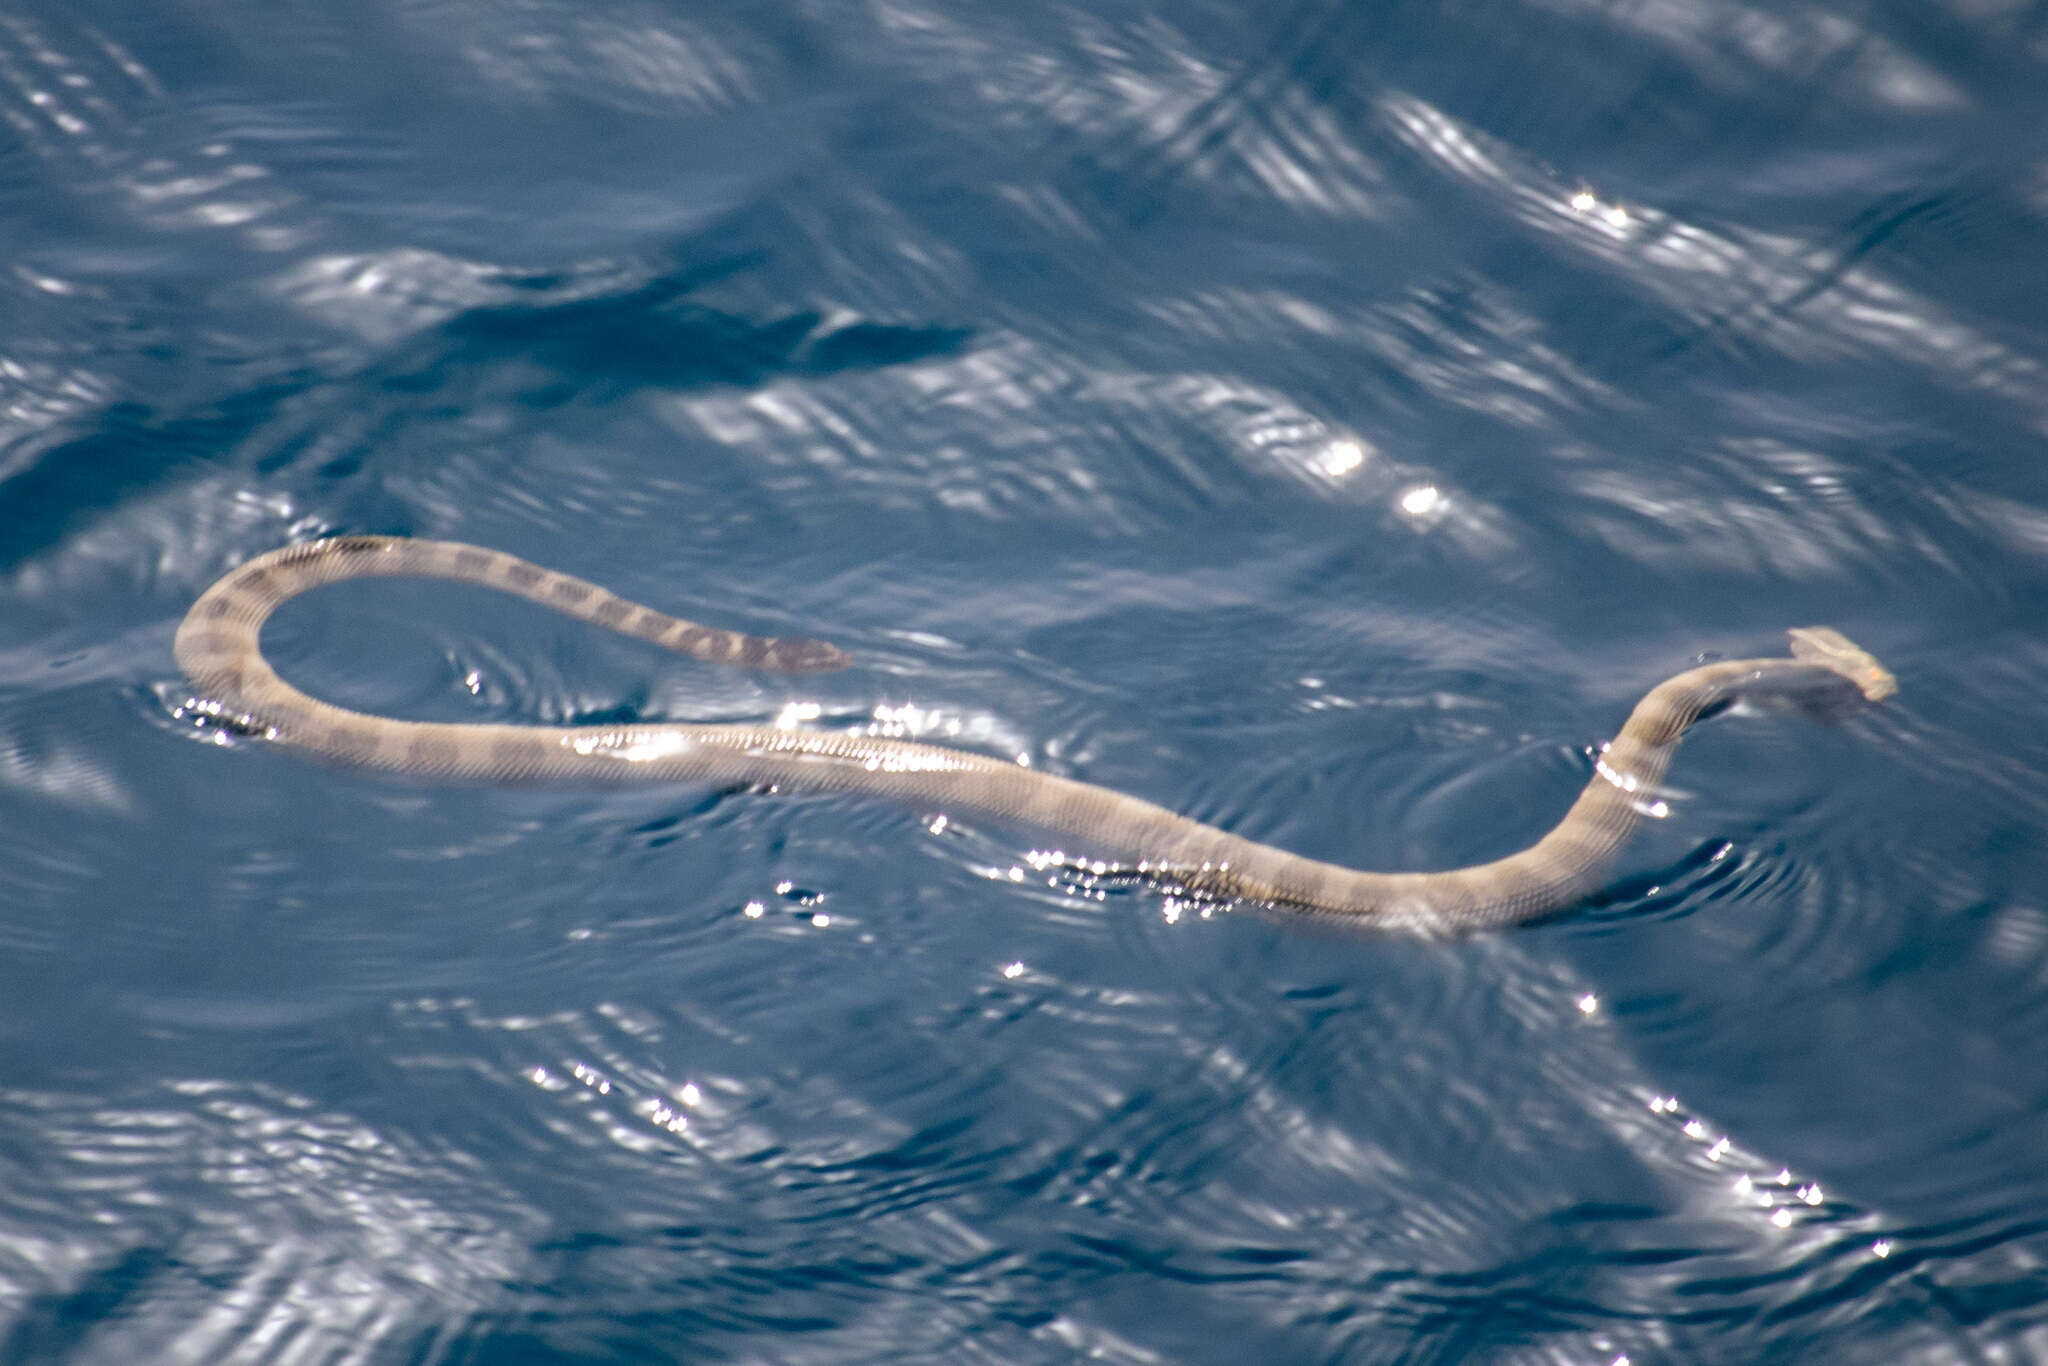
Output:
[1787, 627, 1898, 702]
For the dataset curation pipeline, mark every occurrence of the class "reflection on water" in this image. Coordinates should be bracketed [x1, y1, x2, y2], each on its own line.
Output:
[2, 0, 2047, 1360]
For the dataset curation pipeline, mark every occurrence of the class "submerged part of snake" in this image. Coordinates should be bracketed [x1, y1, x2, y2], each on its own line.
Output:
[176, 536, 1897, 932]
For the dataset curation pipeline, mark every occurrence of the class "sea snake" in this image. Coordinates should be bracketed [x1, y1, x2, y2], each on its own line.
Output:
[176, 536, 1896, 932]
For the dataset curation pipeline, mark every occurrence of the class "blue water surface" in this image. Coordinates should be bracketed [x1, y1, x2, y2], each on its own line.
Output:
[3, 1, 2046, 1361]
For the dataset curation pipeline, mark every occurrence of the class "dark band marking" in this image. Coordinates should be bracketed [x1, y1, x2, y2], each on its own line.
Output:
[325, 721, 375, 753]
[490, 734, 536, 774]
[178, 629, 235, 662]
[405, 735, 459, 770]
[325, 536, 390, 556]
[770, 639, 850, 672]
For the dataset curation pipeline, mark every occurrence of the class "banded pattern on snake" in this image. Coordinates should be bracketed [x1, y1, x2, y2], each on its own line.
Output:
[176, 536, 1896, 932]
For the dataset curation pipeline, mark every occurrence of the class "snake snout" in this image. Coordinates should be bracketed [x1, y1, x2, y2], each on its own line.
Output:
[1787, 627, 1897, 703]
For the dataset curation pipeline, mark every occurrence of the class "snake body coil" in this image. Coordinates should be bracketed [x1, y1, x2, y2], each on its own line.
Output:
[177, 537, 1895, 932]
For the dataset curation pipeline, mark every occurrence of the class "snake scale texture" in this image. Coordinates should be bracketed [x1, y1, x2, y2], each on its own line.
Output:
[177, 537, 1895, 932]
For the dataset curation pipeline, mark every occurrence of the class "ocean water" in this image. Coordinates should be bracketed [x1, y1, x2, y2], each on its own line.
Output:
[2, 1, 2046, 1362]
